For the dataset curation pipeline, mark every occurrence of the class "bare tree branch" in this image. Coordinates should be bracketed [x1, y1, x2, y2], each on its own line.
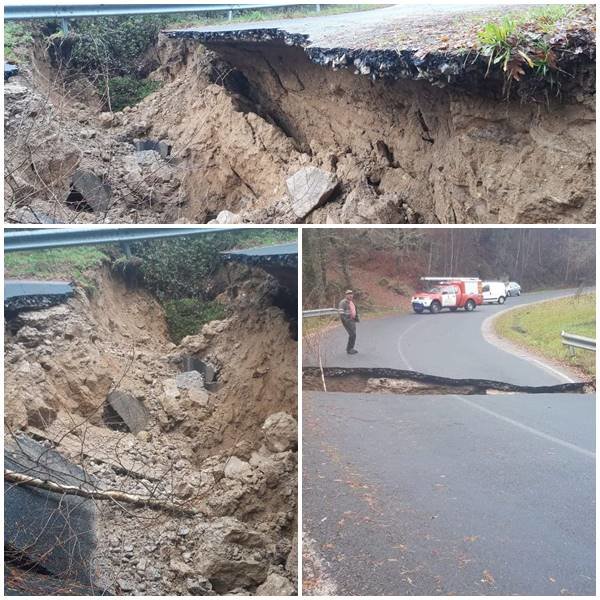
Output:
[5, 469, 201, 517]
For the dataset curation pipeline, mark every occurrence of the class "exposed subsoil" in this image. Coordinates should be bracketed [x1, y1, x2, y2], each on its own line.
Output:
[4, 7, 595, 224]
[4, 266, 298, 595]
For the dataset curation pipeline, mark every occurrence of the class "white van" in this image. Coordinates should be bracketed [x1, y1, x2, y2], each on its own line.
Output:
[482, 281, 507, 304]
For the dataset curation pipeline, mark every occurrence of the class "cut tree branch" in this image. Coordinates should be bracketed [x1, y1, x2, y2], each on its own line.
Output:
[4, 469, 201, 516]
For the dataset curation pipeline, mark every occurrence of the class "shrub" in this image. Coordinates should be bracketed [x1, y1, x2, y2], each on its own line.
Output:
[164, 298, 228, 343]
[4, 22, 33, 62]
[64, 15, 169, 76]
[103, 76, 161, 111]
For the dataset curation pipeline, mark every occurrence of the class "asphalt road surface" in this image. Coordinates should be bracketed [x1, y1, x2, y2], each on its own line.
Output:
[303, 391, 595, 596]
[303, 289, 581, 386]
[4, 279, 73, 300]
[169, 3, 500, 49]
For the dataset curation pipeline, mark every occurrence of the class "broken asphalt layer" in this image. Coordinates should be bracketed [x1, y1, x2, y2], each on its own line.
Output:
[303, 390, 595, 595]
[222, 241, 298, 290]
[302, 366, 589, 395]
[4, 435, 99, 587]
[4, 280, 74, 313]
[165, 4, 595, 98]
[303, 288, 585, 387]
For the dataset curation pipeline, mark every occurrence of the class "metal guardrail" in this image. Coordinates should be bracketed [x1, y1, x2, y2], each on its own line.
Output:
[4, 227, 238, 252]
[303, 308, 339, 318]
[4, 3, 319, 21]
[561, 331, 596, 353]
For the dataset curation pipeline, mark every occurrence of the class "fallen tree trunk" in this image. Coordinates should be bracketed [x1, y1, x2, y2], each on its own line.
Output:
[4, 469, 200, 516]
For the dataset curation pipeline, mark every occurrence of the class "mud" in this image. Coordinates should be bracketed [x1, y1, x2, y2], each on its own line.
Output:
[4, 27, 595, 224]
[4, 268, 297, 595]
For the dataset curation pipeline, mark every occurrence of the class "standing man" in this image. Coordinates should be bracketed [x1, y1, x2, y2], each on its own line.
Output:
[339, 290, 359, 355]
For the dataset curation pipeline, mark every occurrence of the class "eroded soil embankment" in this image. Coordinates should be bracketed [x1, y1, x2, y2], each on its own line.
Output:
[195, 37, 594, 224]
[4, 31, 595, 225]
[4, 268, 297, 595]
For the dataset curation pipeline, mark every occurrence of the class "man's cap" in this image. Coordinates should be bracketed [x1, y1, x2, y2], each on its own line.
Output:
[345, 290, 353, 295]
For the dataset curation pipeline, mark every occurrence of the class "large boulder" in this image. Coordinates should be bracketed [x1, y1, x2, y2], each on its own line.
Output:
[105, 390, 149, 434]
[286, 167, 337, 218]
[70, 169, 112, 213]
[175, 370, 204, 391]
[192, 517, 269, 593]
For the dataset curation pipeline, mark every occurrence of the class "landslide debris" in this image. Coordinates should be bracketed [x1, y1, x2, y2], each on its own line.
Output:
[4, 5, 595, 224]
[4, 267, 297, 595]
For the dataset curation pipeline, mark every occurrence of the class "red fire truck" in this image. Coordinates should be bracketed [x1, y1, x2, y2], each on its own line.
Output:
[411, 277, 484, 314]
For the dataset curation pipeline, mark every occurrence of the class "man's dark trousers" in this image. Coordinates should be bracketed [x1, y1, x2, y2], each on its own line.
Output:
[341, 318, 356, 352]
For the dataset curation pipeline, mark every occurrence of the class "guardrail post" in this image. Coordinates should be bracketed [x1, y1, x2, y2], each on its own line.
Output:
[561, 330, 596, 353]
[316, 4, 321, 12]
[61, 17, 69, 34]
[228, 10, 233, 21]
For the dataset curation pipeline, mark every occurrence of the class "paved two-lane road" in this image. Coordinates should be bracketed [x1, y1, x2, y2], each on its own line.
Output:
[303, 391, 595, 595]
[168, 3, 501, 49]
[303, 289, 582, 386]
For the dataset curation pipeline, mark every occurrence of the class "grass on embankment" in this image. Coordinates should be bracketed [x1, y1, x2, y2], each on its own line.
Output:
[494, 293, 596, 378]
[4, 247, 110, 287]
[173, 4, 387, 28]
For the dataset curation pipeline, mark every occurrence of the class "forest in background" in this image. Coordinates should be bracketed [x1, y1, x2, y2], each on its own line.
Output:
[302, 229, 596, 309]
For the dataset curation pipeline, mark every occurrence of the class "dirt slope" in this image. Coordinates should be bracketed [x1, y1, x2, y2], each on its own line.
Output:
[4, 10, 595, 224]
[4, 268, 297, 595]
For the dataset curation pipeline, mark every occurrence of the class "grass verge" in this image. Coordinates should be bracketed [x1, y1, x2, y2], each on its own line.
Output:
[4, 247, 110, 287]
[494, 293, 596, 378]
[4, 22, 33, 62]
[171, 4, 387, 28]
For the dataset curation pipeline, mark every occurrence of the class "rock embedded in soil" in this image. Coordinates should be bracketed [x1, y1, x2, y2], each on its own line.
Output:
[286, 167, 338, 218]
[105, 390, 150, 434]
[71, 169, 112, 213]
[209, 209, 244, 224]
[262, 412, 298, 453]
[256, 572, 296, 596]
[175, 370, 205, 390]
[224, 456, 253, 481]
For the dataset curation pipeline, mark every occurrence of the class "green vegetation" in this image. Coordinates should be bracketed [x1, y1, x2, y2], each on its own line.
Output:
[174, 4, 386, 27]
[4, 22, 33, 62]
[5, 230, 295, 343]
[103, 76, 162, 111]
[131, 229, 295, 301]
[477, 4, 583, 90]
[4, 246, 110, 286]
[63, 15, 168, 76]
[131, 229, 295, 342]
[495, 293, 596, 377]
[164, 298, 228, 343]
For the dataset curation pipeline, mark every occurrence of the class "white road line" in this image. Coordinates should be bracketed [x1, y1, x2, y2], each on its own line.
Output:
[396, 318, 421, 370]
[481, 291, 585, 385]
[454, 395, 595, 459]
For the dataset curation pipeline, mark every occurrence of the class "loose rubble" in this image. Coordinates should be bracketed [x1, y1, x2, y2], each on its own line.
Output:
[4, 268, 297, 595]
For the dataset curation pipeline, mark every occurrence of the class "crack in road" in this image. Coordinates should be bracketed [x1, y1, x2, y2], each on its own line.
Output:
[303, 366, 590, 395]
